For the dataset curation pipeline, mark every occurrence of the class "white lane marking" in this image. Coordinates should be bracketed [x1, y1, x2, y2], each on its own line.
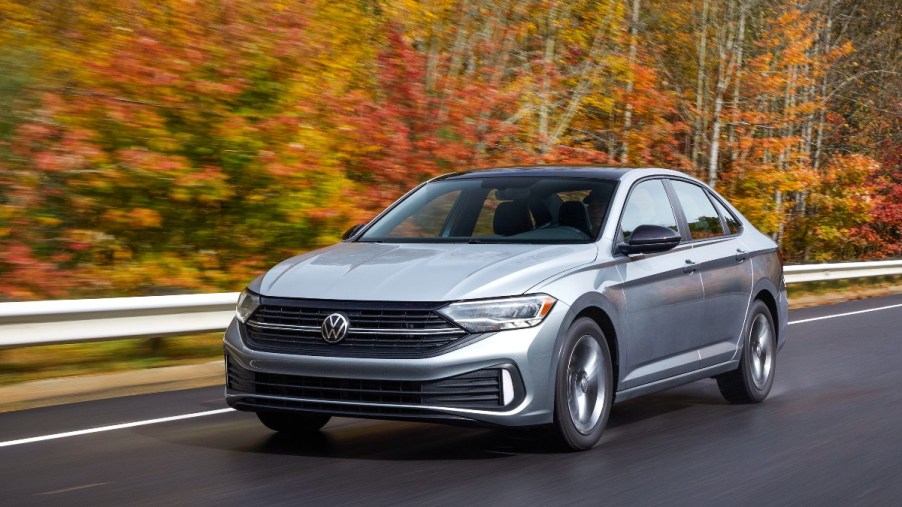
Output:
[0, 408, 235, 449]
[789, 303, 902, 325]
[37, 482, 110, 496]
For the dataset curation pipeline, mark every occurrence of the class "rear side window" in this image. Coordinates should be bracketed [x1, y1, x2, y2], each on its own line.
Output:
[670, 180, 724, 240]
[709, 194, 742, 235]
[619, 179, 679, 241]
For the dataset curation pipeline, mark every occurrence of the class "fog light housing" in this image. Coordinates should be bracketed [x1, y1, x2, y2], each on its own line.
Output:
[501, 369, 514, 405]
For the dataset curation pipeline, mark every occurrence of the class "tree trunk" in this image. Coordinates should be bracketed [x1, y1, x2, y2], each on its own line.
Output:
[707, 0, 744, 189]
[728, 1, 746, 165]
[692, 0, 710, 172]
[813, 14, 832, 171]
[621, 0, 641, 164]
[708, 95, 724, 187]
[538, 13, 555, 154]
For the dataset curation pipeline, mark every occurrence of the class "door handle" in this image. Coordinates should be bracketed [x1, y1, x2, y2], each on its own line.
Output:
[735, 249, 747, 262]
[683, 259, 697, 274]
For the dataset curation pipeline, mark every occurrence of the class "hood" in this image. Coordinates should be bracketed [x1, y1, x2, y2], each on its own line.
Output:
[252, 241, 598, 302]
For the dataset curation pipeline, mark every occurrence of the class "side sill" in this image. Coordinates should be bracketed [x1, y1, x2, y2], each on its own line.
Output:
[613, 360, 739, 403]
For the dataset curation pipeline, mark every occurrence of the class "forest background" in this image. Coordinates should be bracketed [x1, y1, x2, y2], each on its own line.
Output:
[1, 0, 899, 301]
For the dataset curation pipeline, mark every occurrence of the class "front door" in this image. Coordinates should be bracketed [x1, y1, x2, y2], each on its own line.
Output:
[615, 179, 705, 389]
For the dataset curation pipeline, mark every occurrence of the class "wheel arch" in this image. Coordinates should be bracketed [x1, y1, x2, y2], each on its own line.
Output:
[553, 292, 624, 391]
[574, 306, 620, 392]
[752, 285, 780, 345]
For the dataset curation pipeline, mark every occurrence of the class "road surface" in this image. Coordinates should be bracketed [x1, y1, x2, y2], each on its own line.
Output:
[1, 294, 900, 505]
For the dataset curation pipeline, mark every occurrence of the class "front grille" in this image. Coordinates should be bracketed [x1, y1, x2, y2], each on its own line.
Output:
[227, 358, 504, 410]
[243, 298, 469, 358]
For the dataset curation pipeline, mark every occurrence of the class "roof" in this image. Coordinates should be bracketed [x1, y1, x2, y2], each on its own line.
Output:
[437, 165, 668, 182]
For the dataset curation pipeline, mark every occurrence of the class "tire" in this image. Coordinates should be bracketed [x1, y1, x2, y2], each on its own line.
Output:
[551, 317, 614, 451]
[256, 412, 331, 433]
[717, 300, 776, 403]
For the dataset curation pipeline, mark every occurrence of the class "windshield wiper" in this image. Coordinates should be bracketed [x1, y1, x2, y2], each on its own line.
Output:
[468, 238, 508, 244]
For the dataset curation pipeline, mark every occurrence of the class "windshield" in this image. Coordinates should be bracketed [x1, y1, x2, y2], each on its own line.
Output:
[359, 177, 617, 243]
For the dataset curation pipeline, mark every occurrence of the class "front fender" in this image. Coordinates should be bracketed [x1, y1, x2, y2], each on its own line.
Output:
[540, 266, 628, 391]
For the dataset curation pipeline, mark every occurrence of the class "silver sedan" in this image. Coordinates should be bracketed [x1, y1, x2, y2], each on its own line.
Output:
[224, 166, 788, 450]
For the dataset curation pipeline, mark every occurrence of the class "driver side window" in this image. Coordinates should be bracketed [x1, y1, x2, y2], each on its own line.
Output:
[619, 180, 679, 241]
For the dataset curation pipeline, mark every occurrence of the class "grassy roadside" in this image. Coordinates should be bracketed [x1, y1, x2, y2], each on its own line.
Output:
[1, 276, 899, 387]
[0, 333, 224, 387]
[786, 275, 902, 308]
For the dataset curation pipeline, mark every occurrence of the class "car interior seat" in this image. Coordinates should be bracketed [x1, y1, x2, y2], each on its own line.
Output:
[528, 199, 553, 228]
[493, 201, 533, 236]
[559, 201, 592, 237]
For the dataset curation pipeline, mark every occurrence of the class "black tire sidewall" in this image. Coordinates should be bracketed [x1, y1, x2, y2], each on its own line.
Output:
[553, 317, 613, 451]
[740, 301, 776, 402]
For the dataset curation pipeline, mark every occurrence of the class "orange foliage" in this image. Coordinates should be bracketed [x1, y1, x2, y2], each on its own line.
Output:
[0, 0, 897, 300]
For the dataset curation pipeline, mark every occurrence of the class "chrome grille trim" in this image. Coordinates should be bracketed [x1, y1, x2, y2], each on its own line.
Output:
[241, 298, 472, 358]
[245, 320, 466, 336]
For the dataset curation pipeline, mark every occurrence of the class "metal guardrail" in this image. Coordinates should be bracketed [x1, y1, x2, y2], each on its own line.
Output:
[0, 293, 239, 349]
[1, 260, 899, 349]
[783, 260, 902, 284]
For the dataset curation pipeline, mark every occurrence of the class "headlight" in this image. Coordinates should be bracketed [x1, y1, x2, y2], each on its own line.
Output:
[437, 294, 556, 333]
[236, 289, 261, 323]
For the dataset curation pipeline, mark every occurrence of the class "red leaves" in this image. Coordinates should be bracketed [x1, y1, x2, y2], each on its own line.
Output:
[333, 23, 528, 210]
[117, 148, 189, 175]
[1, 0, 899, 301]
[0, 244, 76, 300]
[850, 159, 902, 258]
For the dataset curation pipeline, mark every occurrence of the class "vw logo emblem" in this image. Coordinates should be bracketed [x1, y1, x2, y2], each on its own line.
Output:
[321, 313, 349, 343]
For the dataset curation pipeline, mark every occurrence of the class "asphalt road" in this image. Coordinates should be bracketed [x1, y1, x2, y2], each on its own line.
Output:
[1, 294, 901, 506]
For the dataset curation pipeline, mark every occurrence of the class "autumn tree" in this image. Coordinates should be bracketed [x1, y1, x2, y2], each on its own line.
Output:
[1, 0, 898, 300]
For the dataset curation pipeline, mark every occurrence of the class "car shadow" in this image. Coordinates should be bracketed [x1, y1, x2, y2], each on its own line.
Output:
[608, 389, 729, 429]
[246, 422, 525, 460]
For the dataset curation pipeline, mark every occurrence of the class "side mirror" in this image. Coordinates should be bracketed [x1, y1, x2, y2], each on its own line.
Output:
[341, 224, 366, 241]
[618, 225, 681, 255]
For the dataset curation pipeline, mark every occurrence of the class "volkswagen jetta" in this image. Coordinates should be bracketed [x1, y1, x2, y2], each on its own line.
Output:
[224, 166, 788, 450]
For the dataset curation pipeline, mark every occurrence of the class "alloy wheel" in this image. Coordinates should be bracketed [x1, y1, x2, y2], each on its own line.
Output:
[566, 335, 607, 435]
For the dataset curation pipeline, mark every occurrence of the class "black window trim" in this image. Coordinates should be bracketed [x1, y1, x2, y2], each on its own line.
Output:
[665, 177, 743, 245]
[661, 179, 693, 243]
[705, 188, 744, 237]
[587, 179, 620, 242]
[346, 179, 431, 242]
[612, 176, 685, 257]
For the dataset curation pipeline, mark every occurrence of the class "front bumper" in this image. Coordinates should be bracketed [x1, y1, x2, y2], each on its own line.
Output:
[223, 302, 569, 427]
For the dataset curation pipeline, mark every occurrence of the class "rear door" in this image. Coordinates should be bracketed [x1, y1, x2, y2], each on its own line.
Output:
[668, 179, 753, 368]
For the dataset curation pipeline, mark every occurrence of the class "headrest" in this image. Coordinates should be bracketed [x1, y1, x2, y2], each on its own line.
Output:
[529, 200, 553, 228]
[559, 201, 592, 237]
[493, 201, 532, 236]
